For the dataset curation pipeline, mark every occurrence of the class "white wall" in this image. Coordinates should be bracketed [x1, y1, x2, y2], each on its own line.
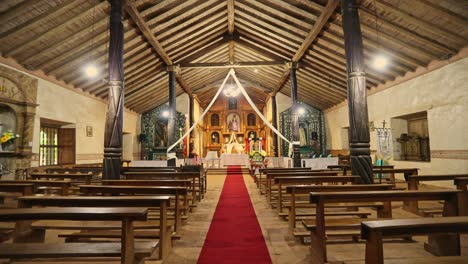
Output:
[325, 57, 468, 187]
[31, 78, 140, 165]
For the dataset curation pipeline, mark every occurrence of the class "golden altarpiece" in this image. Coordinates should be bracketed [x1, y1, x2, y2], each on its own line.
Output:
[202, 96, 266, 156]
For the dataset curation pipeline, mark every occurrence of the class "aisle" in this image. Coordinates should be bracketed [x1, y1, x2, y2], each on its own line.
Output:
[197, 166, 272, 264]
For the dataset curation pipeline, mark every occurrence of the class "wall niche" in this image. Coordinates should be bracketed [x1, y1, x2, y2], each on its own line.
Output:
[0, 65, 38, 179]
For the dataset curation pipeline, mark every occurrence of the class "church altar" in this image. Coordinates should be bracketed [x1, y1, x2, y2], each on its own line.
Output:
[220, 154, 250, 167]
[301, 157, 338, 170]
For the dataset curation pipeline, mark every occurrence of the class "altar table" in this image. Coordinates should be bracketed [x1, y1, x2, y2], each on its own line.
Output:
[220, 154, 250, 167]
[301, 157, 338, 170]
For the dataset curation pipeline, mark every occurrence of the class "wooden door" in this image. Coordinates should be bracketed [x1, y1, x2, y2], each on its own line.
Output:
[58, 128, 75, 164]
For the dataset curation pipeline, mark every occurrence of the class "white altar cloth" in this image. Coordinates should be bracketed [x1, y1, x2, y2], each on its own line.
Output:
[220, 154, 250, 167]
[301, 157, 338, 170]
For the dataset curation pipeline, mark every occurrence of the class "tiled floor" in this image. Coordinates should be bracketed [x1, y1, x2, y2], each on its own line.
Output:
[162, 169, 467, 264]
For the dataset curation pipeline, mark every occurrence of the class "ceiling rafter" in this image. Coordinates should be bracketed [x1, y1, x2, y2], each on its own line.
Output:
[272, 0, 339, 96]
[125, 2, 193, 97]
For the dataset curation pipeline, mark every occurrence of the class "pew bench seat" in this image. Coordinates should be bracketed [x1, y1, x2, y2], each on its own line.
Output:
[303, 218, 391, 231]
[0, 242, 157, 259]
[383, 256, 468, 264]
[278, 211, 371, 219]
[361, 216, 468, 264]
[58, 230, 181, 241]
[31, 219, 175, 230]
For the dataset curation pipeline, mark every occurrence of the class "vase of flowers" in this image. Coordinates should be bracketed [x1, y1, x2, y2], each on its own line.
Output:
[0, 128, 19, 152]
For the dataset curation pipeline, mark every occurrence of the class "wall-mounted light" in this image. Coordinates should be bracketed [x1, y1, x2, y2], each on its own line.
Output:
[162, 110, 169, 118]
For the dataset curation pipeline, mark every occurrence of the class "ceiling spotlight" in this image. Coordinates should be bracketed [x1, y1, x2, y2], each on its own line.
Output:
[371, 54, 389, 71]
[162, 110, 169, 118]
[254, 68, 259, 73]
[297, 107, 305, 115]
[84, 63, 99, 78]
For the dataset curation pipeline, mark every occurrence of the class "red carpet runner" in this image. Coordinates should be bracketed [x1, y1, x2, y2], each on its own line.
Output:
[198, 166, 272, 264]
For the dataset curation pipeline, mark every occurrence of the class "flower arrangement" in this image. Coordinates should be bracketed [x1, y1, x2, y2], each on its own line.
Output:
[249, 150, 267, 161]
[1, 130, 19, 145]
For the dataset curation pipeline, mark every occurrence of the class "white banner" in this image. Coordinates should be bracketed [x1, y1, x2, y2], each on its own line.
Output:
[376, 129, 393, 160]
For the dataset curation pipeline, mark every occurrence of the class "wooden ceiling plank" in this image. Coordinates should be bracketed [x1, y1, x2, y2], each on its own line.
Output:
[178, 34, 230, 64]
[155, 1, 225, 40]
[237, 28, 294, 58]
[236, 19, 300, 52]
[235, 10, 305, 44]
[371, 0, 466, 45]
[4, 1, 108, 57]
[0, 0, 80, 40]
[24, 14, 109, 67]
[162, 17, 225, 51]
[236, 1, 308, 38]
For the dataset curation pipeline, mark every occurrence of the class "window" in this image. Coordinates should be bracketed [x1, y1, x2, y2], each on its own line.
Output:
[39, 124, 76, 166]
[247, 113, 256, 126]
[393, 111, 430, 161]
[40, 126, 58, 166]
[211, 114, 219, 127]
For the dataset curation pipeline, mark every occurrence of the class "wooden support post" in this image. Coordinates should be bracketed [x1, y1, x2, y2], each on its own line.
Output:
[341, 0, 373, 184]
[290, 63, 301, 167]
[167, 66, 177, 152]
[271, 95, 279, 157]
[103, 0, 124, 180]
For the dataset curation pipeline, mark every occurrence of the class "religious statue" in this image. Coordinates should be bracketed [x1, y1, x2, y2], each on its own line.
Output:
[228, 114, 239, 132]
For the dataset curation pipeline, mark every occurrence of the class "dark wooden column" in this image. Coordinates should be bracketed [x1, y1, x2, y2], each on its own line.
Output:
[290, 62, 301, 167]
[103, 0, 124, 180]
[167, 66, 177, 152]
[271, 95, 279, 157]
[341, 0, 373, 184]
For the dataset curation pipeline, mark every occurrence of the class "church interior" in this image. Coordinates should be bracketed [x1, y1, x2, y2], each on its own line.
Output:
[0, 0, 467, 263]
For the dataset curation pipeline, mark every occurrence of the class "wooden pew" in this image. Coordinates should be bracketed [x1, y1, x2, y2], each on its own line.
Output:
[454, 177, 468, 216]
[265, 171, 339, 203]
[274, 175, 361, 213]
[285, 184, 395, 231]
[361, 216, 468, 264]
[0, 180, 72, 196]
[372, 168, 419, 183]
[79, 185, 186, 234]
[328, 164, 395, 176]
[122, 171, 201, 204]
[0, 183, 35, 196]
[455, 177, 468, 191]
[30, 172, 93, 184]
[405, 174, 468, 214]
[258, 168, 312, 192]
[102, 179, 192, 213]
[306, 190, 464, 264]
[17, 195, 171, 260]
[0, 207, 154, 264]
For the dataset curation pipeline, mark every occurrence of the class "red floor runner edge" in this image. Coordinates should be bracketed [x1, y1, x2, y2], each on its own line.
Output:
[197, 166, 272, 264]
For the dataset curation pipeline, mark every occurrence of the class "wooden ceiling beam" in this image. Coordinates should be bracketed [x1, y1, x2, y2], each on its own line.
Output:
[179, 61, 286, 69]
[272, 0, 338, 96]
[227, 0, 235, 34]
[292, 0, 339, 62]
[125, 2, 193, 97]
